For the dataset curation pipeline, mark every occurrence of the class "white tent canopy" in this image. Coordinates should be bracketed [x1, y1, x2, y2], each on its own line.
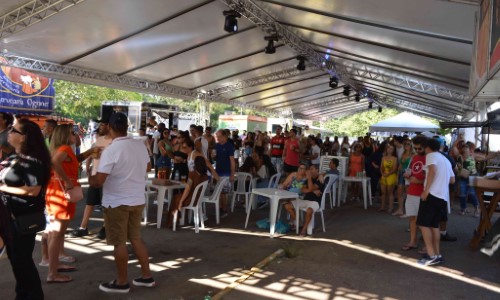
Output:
[369, 112, 439, 133]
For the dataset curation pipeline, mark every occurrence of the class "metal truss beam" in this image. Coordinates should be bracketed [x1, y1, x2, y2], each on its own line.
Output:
[0, 53, 282, 113]
[334, 59, 470, 105]
[211, 64, 320, 95]
[302, 101, 370, 116]
[218, 0, 470, 114]
[292, 94, 352, 110]
[0, 0, 85, 39]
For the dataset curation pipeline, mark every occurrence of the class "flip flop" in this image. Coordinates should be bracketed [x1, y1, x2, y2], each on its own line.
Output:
[59, 255, 76, 263]
[418, 248, 427, 255]
[401, 244, 418, 251]
[57, 266, 77, 272]
[47, 275, 73, 283]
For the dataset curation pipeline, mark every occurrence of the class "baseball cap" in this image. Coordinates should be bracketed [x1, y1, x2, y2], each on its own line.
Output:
[109, 112, 128, 127]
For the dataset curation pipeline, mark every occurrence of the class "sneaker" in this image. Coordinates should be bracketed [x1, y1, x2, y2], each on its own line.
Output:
[220, 210, 228, 218]
[96, 227, 106, 240]
[68, 228, 88, 238]
[417, 255, 442, 266]
[99, 280, 130, 293]
[132, 277, 156, 287]
[440, 233, 457, 242]
[480, 237, 500, 256]
[0, 246, 5, 259]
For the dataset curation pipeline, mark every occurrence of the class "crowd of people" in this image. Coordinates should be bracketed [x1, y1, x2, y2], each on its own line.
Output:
[1, 111, 499, 299]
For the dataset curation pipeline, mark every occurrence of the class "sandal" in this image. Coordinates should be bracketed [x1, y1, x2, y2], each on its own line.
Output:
[401, 244, 418, 251]
[59, 255, 76, 263]
[57, 265, 77, 272]
[377, 208, 386, 212]
[418, 248, 427, 255]
[47, 274, 73, 283]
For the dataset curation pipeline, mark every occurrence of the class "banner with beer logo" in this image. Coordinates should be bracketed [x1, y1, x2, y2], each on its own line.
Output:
[0, 57, 54, 114]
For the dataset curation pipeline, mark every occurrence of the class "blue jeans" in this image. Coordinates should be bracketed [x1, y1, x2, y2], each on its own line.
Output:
[458, 178, 478, 210]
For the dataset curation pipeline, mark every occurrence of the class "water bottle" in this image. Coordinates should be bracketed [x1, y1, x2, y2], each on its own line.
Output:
[174, 170, 180, 181]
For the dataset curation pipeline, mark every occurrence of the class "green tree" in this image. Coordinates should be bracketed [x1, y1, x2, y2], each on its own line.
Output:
[324, 108, 399, 137]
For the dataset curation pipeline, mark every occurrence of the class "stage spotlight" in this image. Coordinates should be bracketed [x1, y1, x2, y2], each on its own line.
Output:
[355, 93, 360, 102]
[296, 56, 306, 71]
[264, 35, 278, 54]
[223, 10, 241, 33]
[368, 102, 373, 109]
[378, 106, 383, 113]
[329, 76, 338, 89]
[343, 86, 351, 96]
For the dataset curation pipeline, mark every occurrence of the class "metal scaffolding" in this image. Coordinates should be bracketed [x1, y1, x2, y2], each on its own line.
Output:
[0, 0, 86, 39]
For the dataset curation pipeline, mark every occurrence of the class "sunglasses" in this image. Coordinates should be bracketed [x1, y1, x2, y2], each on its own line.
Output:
[9, 126, 24, 135]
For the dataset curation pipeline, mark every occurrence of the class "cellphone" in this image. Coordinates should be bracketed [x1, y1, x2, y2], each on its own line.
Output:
[73, 125, 79, 133]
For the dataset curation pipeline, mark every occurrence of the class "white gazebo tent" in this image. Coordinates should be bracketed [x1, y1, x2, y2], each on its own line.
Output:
[369, 112, 439, 133]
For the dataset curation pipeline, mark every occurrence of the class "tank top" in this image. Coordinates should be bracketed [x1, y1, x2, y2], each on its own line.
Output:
[188, 151, 195, 172]
[383, 157, 395, 173]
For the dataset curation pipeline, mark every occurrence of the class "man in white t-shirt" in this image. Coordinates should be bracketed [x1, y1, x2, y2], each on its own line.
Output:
[89, 112, 155, 294]
[305, 136, 321, 167]
[416, 138, 455, 266]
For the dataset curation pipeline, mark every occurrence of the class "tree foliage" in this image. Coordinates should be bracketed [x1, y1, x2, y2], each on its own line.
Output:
[324, 108, 399, 137]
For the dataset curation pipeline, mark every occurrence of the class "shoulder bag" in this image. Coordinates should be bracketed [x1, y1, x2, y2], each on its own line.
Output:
[58, 179, 84, 203]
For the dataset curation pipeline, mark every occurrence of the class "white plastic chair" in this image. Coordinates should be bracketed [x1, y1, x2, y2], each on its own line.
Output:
[142, 184, 158, 225]
[322, 174, 339, 208]
[268, 173, 281, 188]
[201, 177, 229, 224]
[231, 172, 253, 212]
[299, 174, 336, 233]
[173, 180, 209, 233]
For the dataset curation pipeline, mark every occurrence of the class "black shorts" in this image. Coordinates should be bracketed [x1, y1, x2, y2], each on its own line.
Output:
[416, 193, 447, 228]
[283, 163, 298, 174]
[86, 186, 103, 206]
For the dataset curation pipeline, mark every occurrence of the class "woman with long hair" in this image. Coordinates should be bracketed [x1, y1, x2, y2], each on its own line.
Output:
[166, 156, 209, 229]
[457, 143, 480, 216]
[379, 143, 398, 212]
[156, 128, 173, 179]
[171, 130, 190, 181]
[394, 140, 414, 216]
[0, 120, 51, 299]
[45, 124, 98, 283]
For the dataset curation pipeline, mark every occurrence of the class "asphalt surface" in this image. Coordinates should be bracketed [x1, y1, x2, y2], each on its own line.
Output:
[1, 181, 499, 300]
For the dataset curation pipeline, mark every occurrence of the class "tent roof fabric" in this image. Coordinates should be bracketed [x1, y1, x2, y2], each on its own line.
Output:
[369, 112, 439, 132]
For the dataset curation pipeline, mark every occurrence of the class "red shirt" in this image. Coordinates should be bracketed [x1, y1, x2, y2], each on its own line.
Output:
[270, 135, 285, 157]
[407, 154, 426, 196]
[284, 138, 300, 166]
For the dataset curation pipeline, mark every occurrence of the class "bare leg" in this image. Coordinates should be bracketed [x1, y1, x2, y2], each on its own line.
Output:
[419, 226, 436, 257]
[113, 244, 129, 285]
[395, 185, 405, 214]
[79, 205, 94, 229]
[379, 184, 387, 210]
[40, 232, 49, 264]
[220, 193, 228, 212]
[301, 208, 314, 235]
[47, 219, 72, 281]
[431, 227, 441, 255]
[408, 216, 418, 246]
[387, 185, 395, 211]
[284, 202, 296, 222]
[130, 238, 152, 279]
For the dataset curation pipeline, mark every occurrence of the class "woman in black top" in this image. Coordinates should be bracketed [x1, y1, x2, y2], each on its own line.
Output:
[0, 119, 51, 300]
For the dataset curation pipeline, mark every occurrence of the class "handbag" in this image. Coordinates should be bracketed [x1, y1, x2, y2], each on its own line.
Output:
[57, 179, 84, 203]
[11, 211, 46, 235]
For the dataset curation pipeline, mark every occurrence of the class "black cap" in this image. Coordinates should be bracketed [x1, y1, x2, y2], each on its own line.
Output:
[109, 112, 128, 127]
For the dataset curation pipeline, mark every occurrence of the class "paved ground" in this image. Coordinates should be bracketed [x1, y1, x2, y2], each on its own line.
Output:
[1, 181, 499, 300]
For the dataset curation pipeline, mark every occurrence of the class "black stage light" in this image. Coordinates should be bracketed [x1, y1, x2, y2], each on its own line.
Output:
[343, 86, 351, 96]
[355, 93, 360, 102]
[264, 35, 278, 54]
[223, 10, 241, 33]
[329, 76, 338, 89]
[296, 56, 306, 71]
[368, 102, 373, 109]
[265, 40, 275, 54]
[378, 106, 383, 113]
